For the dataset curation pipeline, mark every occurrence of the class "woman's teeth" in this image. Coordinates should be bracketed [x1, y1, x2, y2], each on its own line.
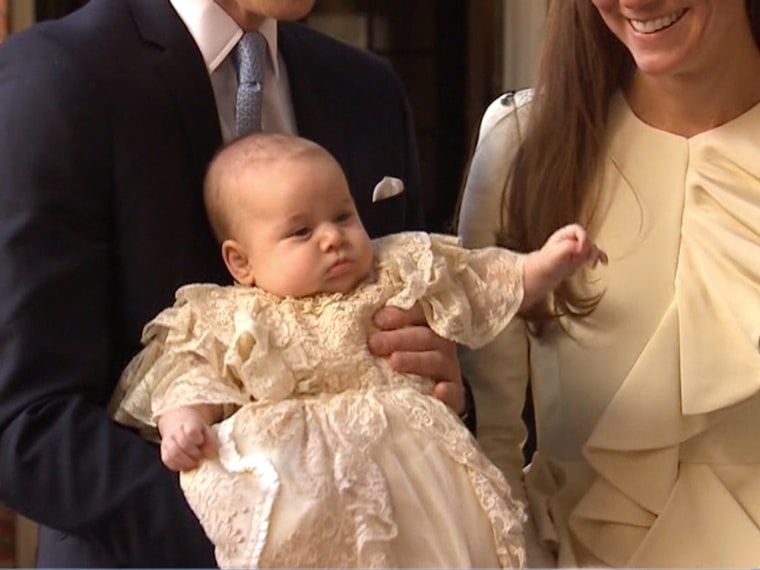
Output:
[630, 9, 686, 34]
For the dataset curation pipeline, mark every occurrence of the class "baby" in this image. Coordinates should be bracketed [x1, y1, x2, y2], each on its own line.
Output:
[110, 133, 605, 568]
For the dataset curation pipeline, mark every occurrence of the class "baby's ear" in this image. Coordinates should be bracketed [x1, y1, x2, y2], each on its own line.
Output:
[222, 240, 255, 286]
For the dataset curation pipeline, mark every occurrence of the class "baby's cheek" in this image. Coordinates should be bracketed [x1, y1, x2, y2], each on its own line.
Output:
[276, 256, 321, 297]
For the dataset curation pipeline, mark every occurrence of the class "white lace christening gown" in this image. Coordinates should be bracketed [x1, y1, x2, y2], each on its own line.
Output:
[111, 232, 527, 568]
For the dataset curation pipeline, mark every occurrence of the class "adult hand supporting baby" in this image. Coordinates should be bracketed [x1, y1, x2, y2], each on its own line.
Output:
[368, 304, 465, 415]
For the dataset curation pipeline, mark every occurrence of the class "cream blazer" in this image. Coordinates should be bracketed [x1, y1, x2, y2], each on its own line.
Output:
[459, 90, 760, 568]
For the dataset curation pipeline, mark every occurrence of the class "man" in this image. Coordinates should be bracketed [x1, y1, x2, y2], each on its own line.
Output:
[0, 0, 469, 566]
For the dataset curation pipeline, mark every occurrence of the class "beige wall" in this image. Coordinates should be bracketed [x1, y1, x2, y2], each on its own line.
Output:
[15, 517, 37, 568]
[501, 0, 548, 91]
[10, 0, 33, 34]
[1, 0, 35, 40]
[0, 0, 7, 42]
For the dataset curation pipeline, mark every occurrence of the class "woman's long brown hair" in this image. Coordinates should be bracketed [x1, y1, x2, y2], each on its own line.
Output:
[501, 0, 760, 324]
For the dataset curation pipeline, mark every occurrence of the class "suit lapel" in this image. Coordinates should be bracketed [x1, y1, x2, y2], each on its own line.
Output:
[128, 0, 222, 169]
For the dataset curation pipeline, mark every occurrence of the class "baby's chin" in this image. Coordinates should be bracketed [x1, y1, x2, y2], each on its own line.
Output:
[271, 261, 374, 298]
[320, 272, 371, 296]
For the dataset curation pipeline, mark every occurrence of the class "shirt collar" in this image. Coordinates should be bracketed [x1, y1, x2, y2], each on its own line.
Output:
[169, 0, 280, 77]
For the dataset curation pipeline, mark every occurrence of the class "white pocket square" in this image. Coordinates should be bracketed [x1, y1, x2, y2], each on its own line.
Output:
[372, 176, 405, 202]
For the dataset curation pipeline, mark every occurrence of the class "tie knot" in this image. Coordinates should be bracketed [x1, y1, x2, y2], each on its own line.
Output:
[236, 32, 267, 86]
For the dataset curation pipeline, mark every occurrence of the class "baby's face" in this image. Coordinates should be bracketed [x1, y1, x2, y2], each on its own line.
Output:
[228, 152, 374, 297]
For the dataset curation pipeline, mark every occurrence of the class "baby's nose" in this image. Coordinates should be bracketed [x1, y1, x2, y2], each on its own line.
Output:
[320, 224, 343, 249]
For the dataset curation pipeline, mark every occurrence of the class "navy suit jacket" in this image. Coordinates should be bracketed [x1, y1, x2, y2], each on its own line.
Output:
[0, 0, 424, 566]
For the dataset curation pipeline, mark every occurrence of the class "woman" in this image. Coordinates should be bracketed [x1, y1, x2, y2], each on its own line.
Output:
[458, 1, 760, 567]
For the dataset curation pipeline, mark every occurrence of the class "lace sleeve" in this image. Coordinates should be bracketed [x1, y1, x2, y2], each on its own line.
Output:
[110, 286, 251, 435]
[378, 232, 524, 349]
[424, 234, 525, 348]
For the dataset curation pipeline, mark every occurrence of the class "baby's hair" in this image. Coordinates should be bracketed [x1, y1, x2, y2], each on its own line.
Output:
[204, 133, 331, 243]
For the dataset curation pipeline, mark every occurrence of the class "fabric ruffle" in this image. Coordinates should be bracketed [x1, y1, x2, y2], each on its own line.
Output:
[377, 232, 524, 348]
[110, 232, 528, 568]
[569, 112, 760, 567]
[113, 232, 526, 420]
[111, 285, 253, 430]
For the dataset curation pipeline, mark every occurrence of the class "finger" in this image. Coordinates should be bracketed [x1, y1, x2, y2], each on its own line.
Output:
[170, 453, 201, 472]
[161, 438, 201, 472]
[373, 304, 426, 330]
[573, 227, 588, 252]
[160, 439, 180, 471]
[368, 324, 450, 358]
[182, 422, 206, 446]
[559, 223, 583, 241]
[201, 425, 220, 458]
[433, 380, 465, 416]
[174, 429, 205, 460]
[587, 245, 608, 268]
[388, 347, 461, 386]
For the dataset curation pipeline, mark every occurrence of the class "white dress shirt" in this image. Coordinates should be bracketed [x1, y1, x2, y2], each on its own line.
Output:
[169, 0, 297, 142]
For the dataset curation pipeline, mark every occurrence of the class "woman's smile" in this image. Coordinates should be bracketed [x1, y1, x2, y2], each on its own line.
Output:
[629, 8, 688, 34]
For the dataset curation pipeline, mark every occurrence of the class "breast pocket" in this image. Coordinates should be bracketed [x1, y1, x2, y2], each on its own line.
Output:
[364, 192, 409, 237]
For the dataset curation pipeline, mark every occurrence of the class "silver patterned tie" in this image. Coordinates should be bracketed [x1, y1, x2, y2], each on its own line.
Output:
[234, 32, 267, 136]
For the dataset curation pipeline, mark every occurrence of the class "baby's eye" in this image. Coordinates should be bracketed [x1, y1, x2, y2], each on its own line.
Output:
[335, 212, 353, 223]
[290, 226, 312, 239]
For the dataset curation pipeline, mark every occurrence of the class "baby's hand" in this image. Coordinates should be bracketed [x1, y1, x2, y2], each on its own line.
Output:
[157, 406, 219, 472]
[522, 223, 606, 309]
[544, 223, 607, 272]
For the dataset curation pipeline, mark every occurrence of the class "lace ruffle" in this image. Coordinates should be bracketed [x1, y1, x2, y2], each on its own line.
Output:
[111, 232, 528, 567]
[181, 388, 525, 568]
[570, 103, 760, 567]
